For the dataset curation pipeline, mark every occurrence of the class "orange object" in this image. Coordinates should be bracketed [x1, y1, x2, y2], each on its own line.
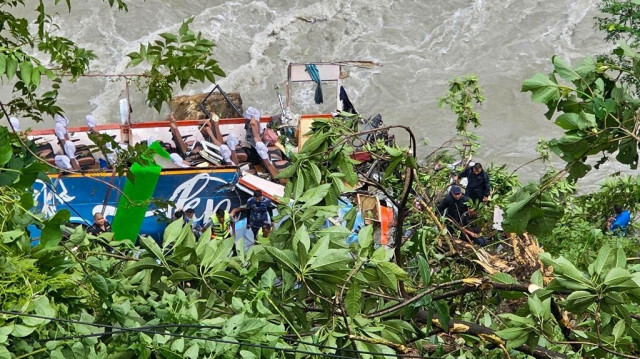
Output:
[379, 206, 394, 245]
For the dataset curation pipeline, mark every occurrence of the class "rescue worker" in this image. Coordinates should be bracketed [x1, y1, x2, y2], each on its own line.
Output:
[437, 185, 470, 234]
[230, 190, 275, 240]
[209, 208, 234, 240]
[454, 162, 491, 203]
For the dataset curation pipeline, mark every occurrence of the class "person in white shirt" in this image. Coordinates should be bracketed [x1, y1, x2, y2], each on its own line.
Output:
[169, 152, 190, 168]
[54, 154, 72, 171]
[63, 141, 80, 170]
[85, 114, 98, 135]
[54, 114, 70, 145]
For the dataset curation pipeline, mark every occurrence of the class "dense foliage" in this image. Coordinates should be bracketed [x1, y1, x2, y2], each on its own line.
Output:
[2, 0, 640, 358]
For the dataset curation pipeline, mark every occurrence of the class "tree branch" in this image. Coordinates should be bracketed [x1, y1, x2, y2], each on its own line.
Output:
[413, 313, 567, 359]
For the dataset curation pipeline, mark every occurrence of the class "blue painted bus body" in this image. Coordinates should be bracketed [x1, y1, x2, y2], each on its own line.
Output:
[32, 168, 248, 240]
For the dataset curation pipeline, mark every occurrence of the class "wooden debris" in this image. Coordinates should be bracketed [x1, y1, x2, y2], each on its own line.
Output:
[169, 92, 243, 121]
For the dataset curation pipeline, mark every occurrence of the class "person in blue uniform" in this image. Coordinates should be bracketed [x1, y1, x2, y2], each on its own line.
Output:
[608, 205, 631, 237]
[454, 162, 490, 203]
[230, 190, 276, 239]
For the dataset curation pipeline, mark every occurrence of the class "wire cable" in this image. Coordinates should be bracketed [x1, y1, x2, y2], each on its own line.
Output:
[0, 310, 430, 358]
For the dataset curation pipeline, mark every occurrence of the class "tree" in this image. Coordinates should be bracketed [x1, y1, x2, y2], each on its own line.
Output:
[0, 0, 224, 122]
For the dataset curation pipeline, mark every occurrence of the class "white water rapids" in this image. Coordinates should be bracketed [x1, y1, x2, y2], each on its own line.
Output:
[6, 0, 633, 190]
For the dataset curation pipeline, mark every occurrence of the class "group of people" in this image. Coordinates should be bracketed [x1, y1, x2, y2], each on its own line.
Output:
[167, 106, 285, 176]
[6, 114, 80, 171]
[438, 162, 633, 245]
[437, 162, 491, 246]
[172, 189, 276, 245]
[86, 189, 276, 248]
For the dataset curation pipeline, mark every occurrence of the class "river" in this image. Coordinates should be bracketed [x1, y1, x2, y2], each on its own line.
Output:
[11, 0, 630, 190]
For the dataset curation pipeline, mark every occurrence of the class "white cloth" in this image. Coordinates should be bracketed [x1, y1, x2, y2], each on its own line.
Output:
[54, 114, 69, 140]
[170, 153, 189, 168]
[85, 115, 97, 129]
[220, 144, 235, 165]
[243, 107, 261, 121]
[54, 155, 72, 170]
[54, 114, 69, 126]
[226, 133, 239, 149]
[146, 137, 156, 147]
[255, 141, 270, 161]
[119, 98, 129, 125]
[9, 117, 19, 131]
[63, 141, 76, 159]
[54, 122, 67, 140]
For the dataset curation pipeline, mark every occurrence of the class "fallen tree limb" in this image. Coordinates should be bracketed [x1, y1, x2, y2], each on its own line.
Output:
[413, 313, 567, 359]
[366, 278, 530, 319]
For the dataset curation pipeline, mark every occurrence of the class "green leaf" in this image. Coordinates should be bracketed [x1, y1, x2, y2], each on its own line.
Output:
[496, 327, 528, 340]
[522, 73, 561, 104]
[5, 56, 17, 81]
[293, 169, 305, 198]
[22, 297, 55, 326]
[184, 344, 199, 359]
[530, 270, 544, 288]
[159, 32, 178, 42]
[140, 235, 166, 263]
[612, 319, 625, 342]
[528, 295, 544, 318]
[0, 54, 6, 75]
[171, 337, 185, 353]
[308, 249, 351, 272]
[275, 162, 299, 179]
[490, 272, 519, 285]
[69, 225, 86, 245]
[49, 349, 64, 359]
[19, 61, 32, 86]
[565, 290, 597, 313]
[265, 246, 300, 274]
[0, 346, 10, 359]
[259, 268, 276, 289]
[377, 261, 407, 279]
[554, 112, 594, 130]
[376, 265, 398, 293]
[11, 324, 35, 338]
[418, 256, 431, 286]
[603, 267, 632, 287]
[518, 333, 536, 350]
[340, 159, 358, 186]
[1, 230, 25, 244]
[163, 218, 186, 247]
[435, 301, 450, 331]
[201, 237, 234, 270]
[292, 224, 310, 252]
[167, 270, 198, 282]
[31, 66, 41, 87]
[590, 244, 612, 277]
[299, 183, 331, 208]
[309, 162, 322, 185]
[91, 274, 110, 301]
[573, 56, 596, 79]
[124, 257, 161, 275]
[345, 282, 362, 317]
[41, 210, 71, 248]
[541, 254, 592, 289]
[357, 224, 373, 252]
[301, 133, 328, 154]
[552, 56, 580, 82]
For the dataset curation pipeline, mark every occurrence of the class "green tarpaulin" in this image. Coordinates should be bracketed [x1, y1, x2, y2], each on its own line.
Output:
[111, 141, 170, 243]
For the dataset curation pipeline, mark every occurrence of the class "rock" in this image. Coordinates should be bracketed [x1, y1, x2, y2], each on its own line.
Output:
[169, 92, 244, 121]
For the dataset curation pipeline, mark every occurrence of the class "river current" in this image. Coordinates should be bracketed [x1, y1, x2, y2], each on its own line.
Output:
[10, 0, 630, 190]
